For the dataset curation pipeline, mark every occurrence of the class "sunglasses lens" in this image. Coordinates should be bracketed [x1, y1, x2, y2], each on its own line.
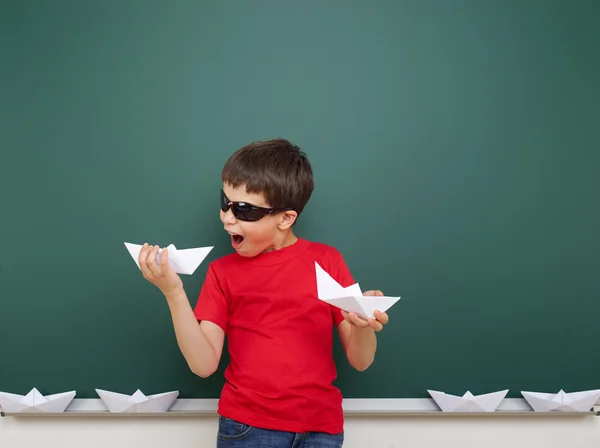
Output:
[220, 190, 229, 212]
[220, 190, 271, 222]
[234, 204, 266, 222]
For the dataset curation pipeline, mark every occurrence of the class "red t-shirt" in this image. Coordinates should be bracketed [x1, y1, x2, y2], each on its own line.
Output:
[193, 237, 354, 434]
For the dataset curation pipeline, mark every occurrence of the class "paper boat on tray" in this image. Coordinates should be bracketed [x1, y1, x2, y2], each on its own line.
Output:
[428, 389, 509, 412]
[315, 262, 400, 320]
[521, 389, 600, 412]
[0, 387, 76, 413]
[96, 389, 179, 413]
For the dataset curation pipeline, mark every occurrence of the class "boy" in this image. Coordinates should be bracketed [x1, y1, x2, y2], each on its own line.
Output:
[137, 139, 390, 447]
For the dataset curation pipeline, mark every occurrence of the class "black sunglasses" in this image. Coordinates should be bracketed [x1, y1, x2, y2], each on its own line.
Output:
[220, 189, 292, 222]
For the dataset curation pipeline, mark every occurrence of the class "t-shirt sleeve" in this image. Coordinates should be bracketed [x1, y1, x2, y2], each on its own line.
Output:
[328, 253, 355, 327]
[193, 263, 229, 333]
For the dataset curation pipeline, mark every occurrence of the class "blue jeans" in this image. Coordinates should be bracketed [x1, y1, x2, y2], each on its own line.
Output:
[216, 416, 344, 447]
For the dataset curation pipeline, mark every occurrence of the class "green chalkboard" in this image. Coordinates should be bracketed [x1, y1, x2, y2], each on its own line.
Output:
[1, 0, 599, 400]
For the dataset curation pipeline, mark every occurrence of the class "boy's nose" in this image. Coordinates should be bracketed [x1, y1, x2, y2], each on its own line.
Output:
[221, 208, 237, 225]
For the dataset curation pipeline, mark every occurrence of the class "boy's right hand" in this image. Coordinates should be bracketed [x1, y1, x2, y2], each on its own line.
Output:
[138, 243, 183, 297]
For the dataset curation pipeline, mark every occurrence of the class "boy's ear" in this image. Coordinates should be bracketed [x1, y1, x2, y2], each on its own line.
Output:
[278, 210, 298, 230]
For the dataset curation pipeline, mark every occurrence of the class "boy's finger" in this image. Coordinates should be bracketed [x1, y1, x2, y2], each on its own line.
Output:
[351, 313, 368, 328]
[369, 320, 383, 331]
[363, 290, 384, 297]
[161, 247, 169, 267]
[374, 311, 389, 324]
[139, 243, 151, 276]
[138, 242, 148, 264]
[160, 247, 171, 274]
[147, 245, 161, 276]
[343, 311, 355, 326]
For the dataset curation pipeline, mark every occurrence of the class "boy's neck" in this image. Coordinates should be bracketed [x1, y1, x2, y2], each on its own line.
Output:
[263, 229, 298, 253]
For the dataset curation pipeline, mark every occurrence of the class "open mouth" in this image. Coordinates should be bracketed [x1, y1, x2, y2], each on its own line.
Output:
[228, 231, 244, 248]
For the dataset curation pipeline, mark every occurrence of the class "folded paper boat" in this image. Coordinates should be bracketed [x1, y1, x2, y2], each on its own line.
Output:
[0, 387, 76, 413]
[521, 389, 600, 412]
[124, 242, 213, 275]
[96, 389, 179, 413]
[428, 389, 509, 412]
[315, 262, 400, 319]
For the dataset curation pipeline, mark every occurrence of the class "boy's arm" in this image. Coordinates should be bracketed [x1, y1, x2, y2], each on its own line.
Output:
[337, 292, 388, 372]
[164, 287, 224, 378]
[327, 254, 389, 371]
[138, 244, 224, 378]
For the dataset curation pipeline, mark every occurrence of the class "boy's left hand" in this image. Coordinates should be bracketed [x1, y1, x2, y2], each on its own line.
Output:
[341, 290, 389, 332]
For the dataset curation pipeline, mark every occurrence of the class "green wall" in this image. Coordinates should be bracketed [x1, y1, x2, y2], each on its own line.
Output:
[1, 0, 598, 399]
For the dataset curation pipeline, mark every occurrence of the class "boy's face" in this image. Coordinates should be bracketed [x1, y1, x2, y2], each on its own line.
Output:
[220, 182, 297, 257]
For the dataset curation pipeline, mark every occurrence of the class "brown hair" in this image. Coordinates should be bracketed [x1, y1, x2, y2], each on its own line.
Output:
[222, 139, 314, 216]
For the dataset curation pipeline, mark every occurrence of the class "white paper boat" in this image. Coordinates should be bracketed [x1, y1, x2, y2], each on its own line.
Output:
[521, 389, 600, 412]
[125, 242, 213, 275]
[0, 387, 76, 413]
[96, 389, 179, 413]
[428, 389, 509, 412]
[315, 262, 400, 319]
